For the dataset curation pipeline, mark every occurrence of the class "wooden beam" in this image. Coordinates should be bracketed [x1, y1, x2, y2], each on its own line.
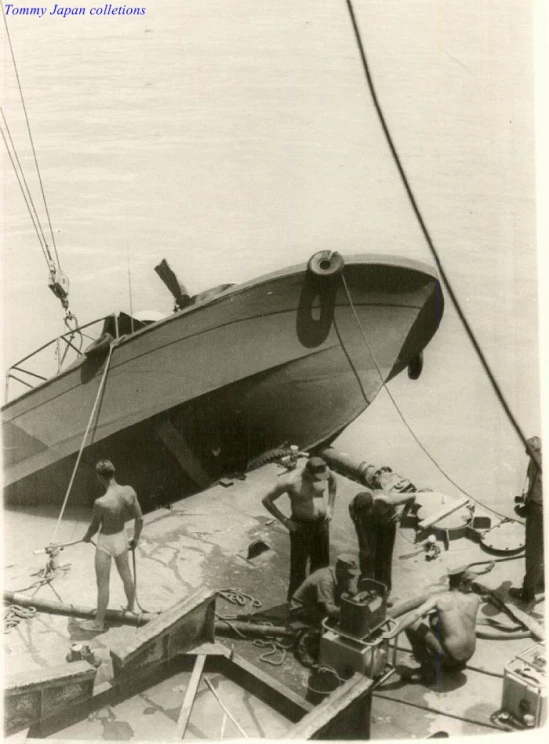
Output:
[204, 677, 248, 738]
[175, 654, 206, 739]
[418, 496, 469, 530]
[156, 418, 211, 488]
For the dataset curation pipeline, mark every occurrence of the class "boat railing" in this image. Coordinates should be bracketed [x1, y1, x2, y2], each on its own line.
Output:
[4, 316, 113, 403]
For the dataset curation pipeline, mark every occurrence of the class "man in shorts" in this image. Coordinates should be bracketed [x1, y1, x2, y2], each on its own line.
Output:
[80, 459, 144, 632]
[397, 569, 480, 684]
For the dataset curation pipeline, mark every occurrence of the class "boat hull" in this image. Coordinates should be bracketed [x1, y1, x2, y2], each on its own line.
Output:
[3, 255, 443, 507]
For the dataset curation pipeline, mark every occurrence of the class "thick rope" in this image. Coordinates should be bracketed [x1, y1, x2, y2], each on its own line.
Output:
[52, 343, 116, 541]
[342, 0, 537, 467]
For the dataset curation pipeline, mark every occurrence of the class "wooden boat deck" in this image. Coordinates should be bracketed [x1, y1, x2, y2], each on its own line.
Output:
[3, 461, 545, 739]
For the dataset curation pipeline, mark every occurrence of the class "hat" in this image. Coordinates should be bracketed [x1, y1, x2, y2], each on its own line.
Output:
[305, 456, 330, 481]
[526, 436, 542, 452]
[336, 554, 360, 576]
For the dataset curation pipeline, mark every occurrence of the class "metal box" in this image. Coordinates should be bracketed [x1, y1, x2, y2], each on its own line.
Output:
[339, 579, 387, 639]
[502, 643, 546, 727]
[319, 630, 388, 679]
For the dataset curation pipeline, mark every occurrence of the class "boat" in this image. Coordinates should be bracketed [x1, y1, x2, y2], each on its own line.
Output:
[2, 251, 443, 508]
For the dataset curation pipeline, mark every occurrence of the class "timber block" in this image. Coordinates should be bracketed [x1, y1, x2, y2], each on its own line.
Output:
[109, 586, 216, 678]
[4, 661, 96, 735]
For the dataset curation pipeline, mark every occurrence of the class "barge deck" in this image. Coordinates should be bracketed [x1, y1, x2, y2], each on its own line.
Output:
[3, 461, 545, 739]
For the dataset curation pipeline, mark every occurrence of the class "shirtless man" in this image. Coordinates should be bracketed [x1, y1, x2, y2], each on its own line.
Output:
[397, 570, 480, 683]
[80, 460, 144, 632]
[262, 456, 337, 600]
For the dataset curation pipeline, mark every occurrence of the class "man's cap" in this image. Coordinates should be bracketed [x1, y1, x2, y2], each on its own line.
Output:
[336, 554, 360, 575]
[526, 436, 542, 452]
[305, 456, 330, 481]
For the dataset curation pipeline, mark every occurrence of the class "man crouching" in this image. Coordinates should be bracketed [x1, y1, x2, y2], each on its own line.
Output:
[397, 569, 480, 684]
[80, 459, 144, 632]
[288, 554, 359, 667]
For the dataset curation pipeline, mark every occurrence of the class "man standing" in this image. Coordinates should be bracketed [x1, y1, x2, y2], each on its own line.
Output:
[262, 456, 337, 600]
[396, 570, 480, 684]
[349, 489, 416, 601]
[80, 460, 144, 632]
[509, 436, 543, 611]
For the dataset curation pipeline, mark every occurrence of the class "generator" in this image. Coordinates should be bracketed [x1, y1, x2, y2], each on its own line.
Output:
[501, 643, 546, 728]
[319, 578, 396, 682]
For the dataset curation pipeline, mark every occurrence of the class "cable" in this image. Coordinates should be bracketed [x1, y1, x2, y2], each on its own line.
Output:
[372, 692, 501, 731]
[339, 273, 515, 522]
[0, 108, 50, 259]
[52, 342, 116, 540]
[342, 0, 537, 468]
[1, 0, 60, 267]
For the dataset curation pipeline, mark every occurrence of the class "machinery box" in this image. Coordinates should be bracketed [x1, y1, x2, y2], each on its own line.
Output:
[502, 642, 546, 727]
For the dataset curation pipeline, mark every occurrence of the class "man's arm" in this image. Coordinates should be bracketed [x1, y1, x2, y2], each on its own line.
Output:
[82, 502, 102, 542]
[262, 480, 297, 532]
[317, 576, 340, 619]
[128, 491, 144, 550]
[395, 596, 438, 633]
[374, 490, 416, 507]
[326, 472, 337, 520]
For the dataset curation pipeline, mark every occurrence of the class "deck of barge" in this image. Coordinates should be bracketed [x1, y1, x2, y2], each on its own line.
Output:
[3, 461, 545, 739]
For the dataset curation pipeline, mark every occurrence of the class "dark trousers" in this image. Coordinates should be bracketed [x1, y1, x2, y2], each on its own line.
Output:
[288, 519, 330, 601]
[355, 517, 396, 594]
[522, 503, 544, 601]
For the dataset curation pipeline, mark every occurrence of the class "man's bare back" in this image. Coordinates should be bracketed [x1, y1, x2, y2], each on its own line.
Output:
[95, 484, 141, 535]
[431, 591, 480, 661]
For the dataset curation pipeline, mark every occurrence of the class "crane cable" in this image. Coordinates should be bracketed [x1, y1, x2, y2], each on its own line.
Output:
[51, 342, 117, 542]
[1, 0, 60, 271]
[343, 0, 539, 470]
[0, 108, 50, 259]
[339, 273, 516, 522]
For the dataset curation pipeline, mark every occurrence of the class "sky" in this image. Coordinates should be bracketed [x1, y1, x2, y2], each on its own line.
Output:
[1, 0, 546, 504]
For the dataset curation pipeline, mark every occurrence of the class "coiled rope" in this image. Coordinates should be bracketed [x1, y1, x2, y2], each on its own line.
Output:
[216, 589, 292, 666]
[4, 603, 37, 634]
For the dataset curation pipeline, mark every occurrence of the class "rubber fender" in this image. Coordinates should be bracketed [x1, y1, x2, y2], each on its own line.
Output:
[84, 332, 114, 359]
[407, 352, 424, 380]
[247, 447, 293, 472]
[307, 250, 345, 280]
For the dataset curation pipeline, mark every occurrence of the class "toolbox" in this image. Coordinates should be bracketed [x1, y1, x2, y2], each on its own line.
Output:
[339, 579, 387, 638]
[501, 642, 546, 727]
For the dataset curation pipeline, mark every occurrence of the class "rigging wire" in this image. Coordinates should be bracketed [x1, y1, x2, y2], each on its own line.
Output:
[0, 122, 51, 266]
[342, 0, 538, 468]
[0, 107, 50, 256]
[339, 273, 516, 522]
[1, 0, 61, 268]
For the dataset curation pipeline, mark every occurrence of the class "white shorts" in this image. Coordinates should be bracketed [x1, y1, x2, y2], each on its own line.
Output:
[97, 531, 128, 558]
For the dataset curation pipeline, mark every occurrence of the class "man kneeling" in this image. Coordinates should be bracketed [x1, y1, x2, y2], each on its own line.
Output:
[288, 554, 359, 666]
[397, 570, 480, 683]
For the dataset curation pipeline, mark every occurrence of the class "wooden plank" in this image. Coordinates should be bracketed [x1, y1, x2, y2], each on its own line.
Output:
[204, 676, 248, 737]
[109, 586, 216, 673]
[175, 654, 206, 739]
[284, 673, 373, 739]
[218, 651, 312, 723]
[418, 497, 469, 530]
[156, 418, 211, 488]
